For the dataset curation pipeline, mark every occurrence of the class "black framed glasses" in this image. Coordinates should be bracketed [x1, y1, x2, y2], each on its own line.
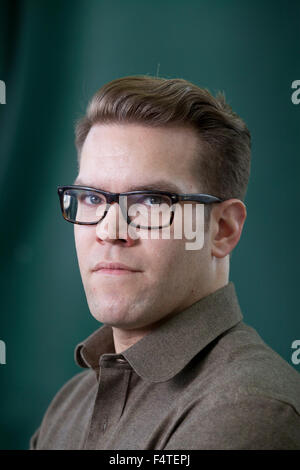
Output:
[57, 185, 224, 229]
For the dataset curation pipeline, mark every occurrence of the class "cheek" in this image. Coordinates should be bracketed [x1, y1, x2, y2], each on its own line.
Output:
[148, 236, 207, 279]
[74, 226, 83, 255]
[144, 240, 200, 301]
[145, 238, 188, 276]
[74, 227, 93, 266]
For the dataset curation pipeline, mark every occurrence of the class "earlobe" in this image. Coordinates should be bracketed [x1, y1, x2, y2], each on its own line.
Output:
[211, 199, 247, 258]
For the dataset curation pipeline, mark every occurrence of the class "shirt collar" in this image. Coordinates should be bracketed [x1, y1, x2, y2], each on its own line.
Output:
[74, 281, 243, 383]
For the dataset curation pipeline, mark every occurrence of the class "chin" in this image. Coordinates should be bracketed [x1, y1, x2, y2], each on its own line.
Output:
[88, 296, 138, 327]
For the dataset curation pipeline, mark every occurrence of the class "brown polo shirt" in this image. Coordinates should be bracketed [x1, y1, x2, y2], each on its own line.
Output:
[29, 282, 300, 449]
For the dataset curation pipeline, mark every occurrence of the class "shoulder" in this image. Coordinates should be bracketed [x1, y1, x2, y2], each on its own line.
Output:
[212, 320, 300, 412]
[29, 369, 96, 449]
[165, 390, 300, 449]
[42, 368, 96, 417]
[165, 321, 300, 449]
[181, 320, 300, 407]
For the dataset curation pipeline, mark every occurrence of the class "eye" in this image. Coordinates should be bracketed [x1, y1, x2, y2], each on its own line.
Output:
[80, 192, 104, 205]
[140, 195, 165, 206]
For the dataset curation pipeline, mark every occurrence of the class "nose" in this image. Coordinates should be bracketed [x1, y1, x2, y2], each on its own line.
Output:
[95, 202, 136, 245]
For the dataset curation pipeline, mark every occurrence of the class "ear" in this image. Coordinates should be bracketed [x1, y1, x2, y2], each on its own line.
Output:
[210, 199, 247, 258]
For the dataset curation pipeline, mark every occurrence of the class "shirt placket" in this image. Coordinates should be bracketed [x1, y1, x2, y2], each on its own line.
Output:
[84, 355, 131, 450]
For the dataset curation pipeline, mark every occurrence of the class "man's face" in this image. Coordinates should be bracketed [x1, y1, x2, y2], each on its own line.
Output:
[74, 123, 213, 330]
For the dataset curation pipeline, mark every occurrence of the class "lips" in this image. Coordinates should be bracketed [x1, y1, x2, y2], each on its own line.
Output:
[92, 262, 141, 273]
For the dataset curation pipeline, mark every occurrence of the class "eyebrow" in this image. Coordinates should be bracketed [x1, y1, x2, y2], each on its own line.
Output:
[73, 178, 184, 194]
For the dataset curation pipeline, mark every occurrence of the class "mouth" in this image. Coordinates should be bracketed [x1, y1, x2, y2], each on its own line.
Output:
[91, 262, 142, 276]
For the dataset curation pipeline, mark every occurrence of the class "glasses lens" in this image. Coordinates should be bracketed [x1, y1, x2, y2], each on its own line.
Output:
[127, 193, 173, 228]
[62, 189, 107, 223]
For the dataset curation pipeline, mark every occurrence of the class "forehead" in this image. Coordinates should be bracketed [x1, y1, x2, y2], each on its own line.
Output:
[78, 123, 201, 192]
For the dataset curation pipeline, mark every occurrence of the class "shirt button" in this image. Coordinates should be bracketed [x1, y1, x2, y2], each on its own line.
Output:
[102, 419, 107, 432]
[115, 357, 127, 363]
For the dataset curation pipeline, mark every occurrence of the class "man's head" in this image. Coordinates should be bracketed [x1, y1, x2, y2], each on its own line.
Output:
[72, 75, 250, 331]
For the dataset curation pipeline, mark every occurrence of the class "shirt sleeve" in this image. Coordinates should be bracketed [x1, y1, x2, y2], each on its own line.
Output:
[163, 393, 300, 450]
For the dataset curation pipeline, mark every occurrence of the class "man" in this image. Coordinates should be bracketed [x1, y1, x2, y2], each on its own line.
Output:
[30, 75, 300, 450]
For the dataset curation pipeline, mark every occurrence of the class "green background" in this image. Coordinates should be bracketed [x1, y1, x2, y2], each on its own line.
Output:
[0, 0, 299, 450]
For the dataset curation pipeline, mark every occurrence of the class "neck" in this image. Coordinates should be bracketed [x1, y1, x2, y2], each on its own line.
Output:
[112, 326, 153, 354]
[112, 312, 177, 354]
[112, 272, 230, 354]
